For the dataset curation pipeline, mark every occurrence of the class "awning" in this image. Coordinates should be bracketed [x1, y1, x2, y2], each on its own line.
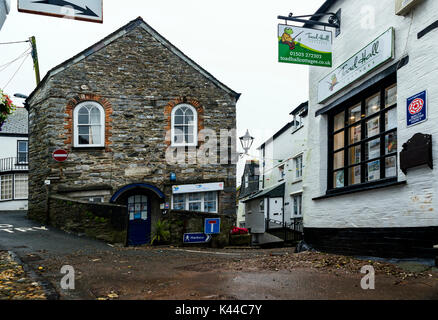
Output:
[242, 182, 285, 203]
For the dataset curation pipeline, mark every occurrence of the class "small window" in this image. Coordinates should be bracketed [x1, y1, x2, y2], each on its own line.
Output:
[17, 141, 28, 164]
[171, 104, 198, 147]
[74, 101, 105, 147]
[278, 165, 285, 181]
[294, 155, 303, 180]
[292, 194, 302, 217]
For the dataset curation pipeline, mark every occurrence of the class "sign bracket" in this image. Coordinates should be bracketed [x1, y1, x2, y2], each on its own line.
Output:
[278, 12, 340, 29]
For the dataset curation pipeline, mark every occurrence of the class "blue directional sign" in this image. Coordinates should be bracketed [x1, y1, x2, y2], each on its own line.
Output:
[183, 233, 211, 244]
[204, 218, 221, 234]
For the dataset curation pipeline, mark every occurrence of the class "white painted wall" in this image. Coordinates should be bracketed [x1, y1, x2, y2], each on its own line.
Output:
[259, 115, 308, 222]
[0, 136, 27, 159]
[304, 0, 438, 228]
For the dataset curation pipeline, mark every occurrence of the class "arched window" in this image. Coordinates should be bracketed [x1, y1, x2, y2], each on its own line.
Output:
[73, 101, 105, 147]
[171, 104, 198, 147]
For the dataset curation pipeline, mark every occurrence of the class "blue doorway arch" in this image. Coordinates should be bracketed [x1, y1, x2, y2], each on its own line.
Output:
[110, 183, 165, 246]
[110, 183, 165, 203]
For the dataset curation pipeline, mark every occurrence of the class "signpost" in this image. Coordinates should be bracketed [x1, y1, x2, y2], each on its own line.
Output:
[183, 233, 211, 244]
[52, 149, 69, 162]
[278, 24, 332, 68]
[407, 91, 427, 127]
[318, 27, 394, 103]
[18, 0, 103, 23]
[204, 218, 220, 235]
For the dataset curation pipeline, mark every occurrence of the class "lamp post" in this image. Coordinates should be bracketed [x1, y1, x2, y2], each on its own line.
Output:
[239, 129, 254, 156]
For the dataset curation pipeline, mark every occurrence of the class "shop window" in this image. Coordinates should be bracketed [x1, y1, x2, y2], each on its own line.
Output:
[171, 104, 198, 147]
[73, 101, 105, 147]
[329, 83, 397, 191]
[172, 191, 217, 213]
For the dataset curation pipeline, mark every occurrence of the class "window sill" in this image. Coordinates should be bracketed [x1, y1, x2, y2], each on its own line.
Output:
[291, 178, 303, 185]
[72, 146, 106, 151]
[312, 178, 406, 200]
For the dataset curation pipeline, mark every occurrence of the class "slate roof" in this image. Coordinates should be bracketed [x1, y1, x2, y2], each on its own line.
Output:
[0, 107, 28, 134]
[27, 16, 240, 105]
[242, 182, 285, 203]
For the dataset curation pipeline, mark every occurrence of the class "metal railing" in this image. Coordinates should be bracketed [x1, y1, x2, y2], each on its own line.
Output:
[0, 157, 28, 173]
[266, 217, 303, 233]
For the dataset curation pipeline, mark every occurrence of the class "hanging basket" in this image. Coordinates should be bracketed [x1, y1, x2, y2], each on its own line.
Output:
[0, 90, 16, 131]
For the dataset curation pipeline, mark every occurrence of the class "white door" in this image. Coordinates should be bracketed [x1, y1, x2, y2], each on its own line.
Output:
[269, 197, 283, 224]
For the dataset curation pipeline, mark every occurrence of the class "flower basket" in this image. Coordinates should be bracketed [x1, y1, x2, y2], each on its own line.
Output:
[0, 89, 16, 131]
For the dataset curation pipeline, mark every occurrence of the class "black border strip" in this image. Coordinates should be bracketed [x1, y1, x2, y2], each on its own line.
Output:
[418, 20, 438, 39]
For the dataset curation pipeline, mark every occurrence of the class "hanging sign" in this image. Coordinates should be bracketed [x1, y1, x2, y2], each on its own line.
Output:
[278, 24, 332, 67]
[407, 90, 427, 127]
[18, 0, 103, 23]
[318, 27, 394, 103]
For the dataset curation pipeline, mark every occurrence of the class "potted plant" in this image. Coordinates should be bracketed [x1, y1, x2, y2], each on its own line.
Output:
[0, 89, 16, 131]
[151, 219, 171, 245]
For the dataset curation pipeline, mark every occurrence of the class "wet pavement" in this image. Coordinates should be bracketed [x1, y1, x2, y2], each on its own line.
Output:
[1, 211, 438, 300]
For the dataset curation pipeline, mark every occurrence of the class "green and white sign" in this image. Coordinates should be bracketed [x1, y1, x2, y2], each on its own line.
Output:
[278, 24, 332, 67]
[318, 27, 394, 103]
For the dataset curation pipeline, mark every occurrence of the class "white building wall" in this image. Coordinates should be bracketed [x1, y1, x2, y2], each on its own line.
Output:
[0, 136, 28, 159]
[304, 0, 438, 228]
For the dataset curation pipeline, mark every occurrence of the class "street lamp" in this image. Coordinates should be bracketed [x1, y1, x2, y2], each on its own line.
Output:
[239, 129, 254, 155]
[14, 93, 28, 99]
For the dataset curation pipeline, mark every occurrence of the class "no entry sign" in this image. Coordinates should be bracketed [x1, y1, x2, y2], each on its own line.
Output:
[52, 149, 69, 162]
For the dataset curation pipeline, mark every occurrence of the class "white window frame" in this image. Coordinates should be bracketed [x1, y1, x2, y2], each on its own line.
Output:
[14, 174, 28, 200]
[0, 174, 13, 201]
[294, 154, 303, 181]
[171, 191, 218, 213]
[171, 103, 198, 147]
[292, 193, 302, 217]
[73, 101, 105, 148]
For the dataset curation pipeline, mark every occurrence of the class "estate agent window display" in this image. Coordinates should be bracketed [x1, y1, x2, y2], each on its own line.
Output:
[328, 80, 398, 193]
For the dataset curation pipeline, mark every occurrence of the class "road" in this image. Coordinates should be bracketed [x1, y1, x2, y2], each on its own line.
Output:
[1, 211, 438, 300]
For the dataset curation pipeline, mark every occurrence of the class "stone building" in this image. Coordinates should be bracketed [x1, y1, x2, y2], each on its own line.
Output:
[25, 17, 239, 246]
[303, 0, 438, 258]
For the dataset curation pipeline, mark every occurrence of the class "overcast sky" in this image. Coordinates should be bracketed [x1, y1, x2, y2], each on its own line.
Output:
[0, 0, 324, 183]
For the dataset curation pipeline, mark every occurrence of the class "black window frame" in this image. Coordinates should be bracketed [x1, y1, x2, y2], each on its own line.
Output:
[17, 140, 28, 164]
[327, 74, 398, 195]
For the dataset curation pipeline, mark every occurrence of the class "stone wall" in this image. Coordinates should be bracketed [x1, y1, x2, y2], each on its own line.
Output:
[27, 19, 237, 223]
[48, 195, 127, 244]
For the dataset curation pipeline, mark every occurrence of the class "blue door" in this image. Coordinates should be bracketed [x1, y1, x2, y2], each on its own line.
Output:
[127, 195, 151, 246]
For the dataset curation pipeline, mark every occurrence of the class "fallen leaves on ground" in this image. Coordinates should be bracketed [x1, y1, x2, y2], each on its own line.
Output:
[0, 251, 46, 300]
[220, 251, 436, 281]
